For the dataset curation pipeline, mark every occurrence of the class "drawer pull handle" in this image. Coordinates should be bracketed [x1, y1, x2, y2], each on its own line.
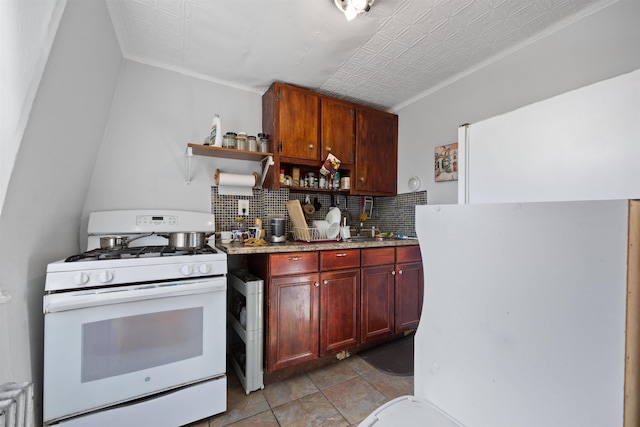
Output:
[391, 271, 396, 275]
[335, 253, 348, 257]
[288, 256, 302, 261]
[323, 279, 329, 285]
[315, 282, 320, 287]
[399, 270, 403, 275]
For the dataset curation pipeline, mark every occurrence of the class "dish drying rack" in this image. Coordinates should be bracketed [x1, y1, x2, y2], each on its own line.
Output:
[292, 227, 341, 243]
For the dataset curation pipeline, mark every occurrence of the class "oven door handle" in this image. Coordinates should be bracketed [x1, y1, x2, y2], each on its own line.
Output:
[44, 279, 225, 314]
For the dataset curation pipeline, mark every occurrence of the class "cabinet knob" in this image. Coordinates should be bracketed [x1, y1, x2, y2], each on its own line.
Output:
[315, 282, 320, 287]
[323, 279, 329, 285]
[391, 270, 396, 275]
[360, 177, 365, 182]
[309, 144, 314, 149]
[398, 270, 403, 275]
[327, 147, 332, 152]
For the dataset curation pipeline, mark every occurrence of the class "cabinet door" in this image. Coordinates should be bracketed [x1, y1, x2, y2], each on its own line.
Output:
[321, 98, 355, 166]
[395, 261, 423, 332]
[277, 84, 320, 161]
[320, 269, 360, 356]
[267, 274, 320, 371]
[354, 109, 398, 196]
[361, 265, 394, 343]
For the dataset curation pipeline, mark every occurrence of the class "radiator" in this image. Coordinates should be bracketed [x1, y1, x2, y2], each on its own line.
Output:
[0, 383, 34, 427]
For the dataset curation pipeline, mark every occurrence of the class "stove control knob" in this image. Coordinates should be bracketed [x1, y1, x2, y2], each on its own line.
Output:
[74, 272, 90, 285]
[181, 264, 193, 276]
[199, 263, 211, 274]
[98, 270, 114, 283]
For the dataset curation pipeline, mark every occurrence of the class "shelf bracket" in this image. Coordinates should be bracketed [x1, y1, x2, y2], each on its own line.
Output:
[185, 146, 193, 185]
[259, 155, 274, 188]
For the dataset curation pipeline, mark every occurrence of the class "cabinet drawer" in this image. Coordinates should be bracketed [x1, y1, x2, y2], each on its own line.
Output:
[270, 252, 318, 276]
[396, 245, 421, 263]
[361, 247, 395, 267]
[320, 249, 360, 270]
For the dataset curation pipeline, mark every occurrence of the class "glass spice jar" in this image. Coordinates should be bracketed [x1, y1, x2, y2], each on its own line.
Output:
[257, 133, 269, 153]
[247, 135, 258, 151]
[236, 132, 248, 150]
[223, 132, 237, 148]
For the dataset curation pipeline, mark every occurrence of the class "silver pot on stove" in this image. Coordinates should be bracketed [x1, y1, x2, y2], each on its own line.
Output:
[162, 232, 212, 250]
[100, 233, 152, 249]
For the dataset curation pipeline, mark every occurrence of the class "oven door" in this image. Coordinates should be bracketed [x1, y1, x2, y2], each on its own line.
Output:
[43, 277, 226, 423]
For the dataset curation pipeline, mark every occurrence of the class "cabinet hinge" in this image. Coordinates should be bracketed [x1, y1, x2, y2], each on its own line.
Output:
[277, 91, 282, 101]
[278, 141, 283, 152]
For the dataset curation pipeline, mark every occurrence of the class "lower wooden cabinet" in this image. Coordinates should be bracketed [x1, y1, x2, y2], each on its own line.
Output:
[251, 245, 422, 372]
[361, 246, 424, 341]
[395, 261, 423, 332]
[320, 268, 360, 356]
[268, 274, 320, 371]
[251, 252, 320, 372]
[361, 265, 395, 343]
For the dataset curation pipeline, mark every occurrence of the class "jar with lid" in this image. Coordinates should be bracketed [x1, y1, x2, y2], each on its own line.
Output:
[236, 132, 248, 150]
[223, 132, 237, 148]
[247, 136, 258, 152]
[257, 133, 269, 152]
[233, 217, 246, 243]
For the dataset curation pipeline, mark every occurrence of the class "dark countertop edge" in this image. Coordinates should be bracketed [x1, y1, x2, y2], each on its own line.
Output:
[216, 238, 419, 255]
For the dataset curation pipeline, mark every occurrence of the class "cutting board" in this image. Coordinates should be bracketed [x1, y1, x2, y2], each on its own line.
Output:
[286, 200, 310, 241]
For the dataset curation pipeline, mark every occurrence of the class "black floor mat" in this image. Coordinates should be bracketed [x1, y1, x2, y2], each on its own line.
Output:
[359, 333, 414, 376]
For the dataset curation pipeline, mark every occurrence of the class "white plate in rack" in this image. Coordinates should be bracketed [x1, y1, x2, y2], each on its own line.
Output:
[326, 223, 340, 239]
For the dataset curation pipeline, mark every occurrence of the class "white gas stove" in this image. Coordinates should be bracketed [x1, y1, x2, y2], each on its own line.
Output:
[45, 210, 227, 292]
[43, 210, 228, 427]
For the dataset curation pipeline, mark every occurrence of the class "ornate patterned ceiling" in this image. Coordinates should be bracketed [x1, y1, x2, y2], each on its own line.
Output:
[107, 0, 607, 110]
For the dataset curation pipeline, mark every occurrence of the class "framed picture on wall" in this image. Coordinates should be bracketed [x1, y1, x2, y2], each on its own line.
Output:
[435, 143, 458, 182]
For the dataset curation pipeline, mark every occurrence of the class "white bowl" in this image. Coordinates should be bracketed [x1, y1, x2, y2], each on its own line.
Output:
[325, 207, 341, 225]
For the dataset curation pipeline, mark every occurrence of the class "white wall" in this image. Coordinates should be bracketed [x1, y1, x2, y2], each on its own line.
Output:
[0, 0, 66, 214]
[82, 60, 263, 224]
[0, 1, 121, 418]
[396, 0, 640, 204]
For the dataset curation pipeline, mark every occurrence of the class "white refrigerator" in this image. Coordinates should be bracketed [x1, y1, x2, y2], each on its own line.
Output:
[457, 68, 640, 204]
[415, 199, 639, 427]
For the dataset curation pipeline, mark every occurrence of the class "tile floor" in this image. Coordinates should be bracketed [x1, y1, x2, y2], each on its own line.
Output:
[190, 355, 413, 427]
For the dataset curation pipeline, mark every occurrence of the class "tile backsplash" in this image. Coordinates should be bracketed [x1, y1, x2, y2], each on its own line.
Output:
[211, 187, 427, 238]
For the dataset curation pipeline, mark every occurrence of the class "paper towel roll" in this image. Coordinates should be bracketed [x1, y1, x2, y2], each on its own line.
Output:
[215, 169, 258, 196]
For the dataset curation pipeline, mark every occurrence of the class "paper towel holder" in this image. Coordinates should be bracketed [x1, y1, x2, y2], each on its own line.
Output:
[215, 169, 259, 187]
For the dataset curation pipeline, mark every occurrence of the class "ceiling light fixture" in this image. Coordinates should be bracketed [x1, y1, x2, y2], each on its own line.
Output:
[334, 0, 374, 21]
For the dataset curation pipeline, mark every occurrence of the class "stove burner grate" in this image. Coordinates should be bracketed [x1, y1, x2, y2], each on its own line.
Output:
[65, 245, 217, 262]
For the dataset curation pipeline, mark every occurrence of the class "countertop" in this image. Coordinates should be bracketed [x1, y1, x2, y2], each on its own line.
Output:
[216, 238, 419, 255]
